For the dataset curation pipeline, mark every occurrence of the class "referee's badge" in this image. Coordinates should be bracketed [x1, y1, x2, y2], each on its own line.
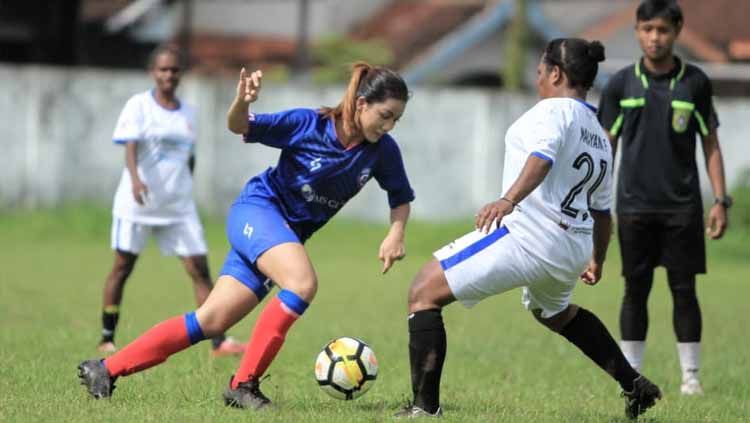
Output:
[672, 108, 690, 133]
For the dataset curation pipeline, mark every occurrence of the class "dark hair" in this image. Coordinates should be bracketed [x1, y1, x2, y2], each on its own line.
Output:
[319, 62, 409, 137]
[543, 38, 605, 91]
[147, 44, 184, 70]
[636, 0, 683, 27]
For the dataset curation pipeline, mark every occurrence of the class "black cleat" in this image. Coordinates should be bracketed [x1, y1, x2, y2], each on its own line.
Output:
[623, 375, 662, 420]
[78, 360, 116, 399]
[393, 403, 443, 418]
[223, 375, 272, 410]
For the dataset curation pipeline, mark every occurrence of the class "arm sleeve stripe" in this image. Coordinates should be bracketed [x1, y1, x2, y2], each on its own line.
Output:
[609, 113, 624, 136]
[693, 111, 709, 137]
[530, 151, 554, 165]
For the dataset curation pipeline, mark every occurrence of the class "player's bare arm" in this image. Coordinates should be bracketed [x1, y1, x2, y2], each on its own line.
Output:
[475, 155, 552, 233]
[701, 130, 728, 239]
[227, 67, 262, 134]
[125, 141, 147, 205]
[581, 210, 612, 285]
[379, 202, 410, 274]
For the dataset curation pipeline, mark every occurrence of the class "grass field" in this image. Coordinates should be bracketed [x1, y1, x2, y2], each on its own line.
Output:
[1, 205, 748, 422]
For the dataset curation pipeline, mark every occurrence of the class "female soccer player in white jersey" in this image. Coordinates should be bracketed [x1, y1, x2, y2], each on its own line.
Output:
[98, 46, 244, 357]
[78, 62, 415, 410]
[396, 39, 661, 420]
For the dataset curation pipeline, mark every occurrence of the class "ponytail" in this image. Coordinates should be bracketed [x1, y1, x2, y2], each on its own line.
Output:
[340, 62, 372, 136]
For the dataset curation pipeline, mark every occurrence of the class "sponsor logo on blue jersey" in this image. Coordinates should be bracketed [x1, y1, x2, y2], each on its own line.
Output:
[300, 184, 343, 209]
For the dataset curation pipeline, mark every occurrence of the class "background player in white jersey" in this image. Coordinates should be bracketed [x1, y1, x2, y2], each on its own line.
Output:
[98, 46, 244, 357]
[396, 39, 661, 420]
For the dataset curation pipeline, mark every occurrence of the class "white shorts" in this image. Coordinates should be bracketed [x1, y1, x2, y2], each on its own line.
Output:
[433, 226, 575, 318]
[110, 212, 208, 256]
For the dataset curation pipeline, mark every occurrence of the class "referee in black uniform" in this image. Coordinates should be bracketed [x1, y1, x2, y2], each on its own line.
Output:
[598, 0, 730, 396]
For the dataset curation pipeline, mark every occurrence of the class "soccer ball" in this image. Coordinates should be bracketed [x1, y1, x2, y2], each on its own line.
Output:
[314, 336, 378, 400]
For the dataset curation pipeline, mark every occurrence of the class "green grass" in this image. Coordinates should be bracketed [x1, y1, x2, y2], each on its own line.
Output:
[1, 205, 748, 422]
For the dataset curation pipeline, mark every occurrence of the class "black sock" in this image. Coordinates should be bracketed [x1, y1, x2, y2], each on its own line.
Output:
[408, 309, 446, 414]
[560, 307, 639, 392]
[211, 335, 226, 349]
[101, 309, 119, 343]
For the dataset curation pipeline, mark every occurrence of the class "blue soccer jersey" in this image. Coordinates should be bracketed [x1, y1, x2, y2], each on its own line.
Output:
[236, 108, 415, 241]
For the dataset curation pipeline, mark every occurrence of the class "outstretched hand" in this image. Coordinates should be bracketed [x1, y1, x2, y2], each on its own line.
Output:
[379, 234, 405, 274]
[237, 68, 262, 104]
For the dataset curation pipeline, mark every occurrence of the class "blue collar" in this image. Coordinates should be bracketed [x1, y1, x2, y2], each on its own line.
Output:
[573, 98, 597, 113]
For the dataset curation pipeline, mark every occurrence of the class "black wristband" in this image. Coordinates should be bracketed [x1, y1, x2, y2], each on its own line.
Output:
[500, 197, 517, 207]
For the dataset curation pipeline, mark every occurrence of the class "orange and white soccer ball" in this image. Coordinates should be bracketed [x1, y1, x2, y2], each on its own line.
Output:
[314, 336, 378, 400]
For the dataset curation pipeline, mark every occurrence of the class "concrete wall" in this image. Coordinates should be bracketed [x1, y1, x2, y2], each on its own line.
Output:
[2, 64, 748, 221]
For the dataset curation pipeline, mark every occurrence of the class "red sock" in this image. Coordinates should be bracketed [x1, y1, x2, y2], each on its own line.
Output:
[231, 297, 299, 388]
[104, 315, 192, 377]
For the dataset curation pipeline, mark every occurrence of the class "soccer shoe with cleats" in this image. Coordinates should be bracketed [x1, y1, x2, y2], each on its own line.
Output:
[97, 341, 117, 354]
[223, 375, 272, 410]
[393, 403, 443, 418]
[680, 377, 704, 395]
[78, 359, 116, 399]
[211, 337, 246, 358]
[623, 375, 662, 419]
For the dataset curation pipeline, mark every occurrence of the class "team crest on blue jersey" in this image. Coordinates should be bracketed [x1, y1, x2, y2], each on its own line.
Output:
[358, 168, 372, 188]
[301, 184, 315, 202]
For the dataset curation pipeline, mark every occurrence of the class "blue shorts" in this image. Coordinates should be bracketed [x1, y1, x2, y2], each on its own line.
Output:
[219, 198, 301, 300]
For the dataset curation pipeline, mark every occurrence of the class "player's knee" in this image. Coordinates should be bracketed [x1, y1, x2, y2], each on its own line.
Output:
[667, 271, 697, 298]
[407, 278, 435, 311]
[533, 305, 578, 333]
[623, 278, 651, 304]
[111, 254, 136, 281]
[282, 275, 318, 303]
[194, 305, 231, 337]
[408, 261, 448, 312]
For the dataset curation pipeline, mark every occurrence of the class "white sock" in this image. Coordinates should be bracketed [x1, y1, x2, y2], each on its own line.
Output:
[677, 342, 701, 381]
[620, 340, 645, 372]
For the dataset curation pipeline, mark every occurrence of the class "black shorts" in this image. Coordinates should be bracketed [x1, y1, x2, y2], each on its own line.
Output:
[617, 212, 706, 278]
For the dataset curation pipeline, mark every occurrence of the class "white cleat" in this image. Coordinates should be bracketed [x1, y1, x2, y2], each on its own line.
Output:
[680, 378, 704, 396]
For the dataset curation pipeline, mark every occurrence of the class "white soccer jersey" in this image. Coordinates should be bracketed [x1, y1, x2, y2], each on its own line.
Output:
[111, 90, 198, 225]
[501, 98, 613, 281]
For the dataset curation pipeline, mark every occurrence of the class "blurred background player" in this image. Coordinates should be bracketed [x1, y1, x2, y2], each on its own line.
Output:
[396, 39, 661, 420]
[99, 45, 244, 357]
[78, 62, 415, 410]
[597, 0, 730, 395]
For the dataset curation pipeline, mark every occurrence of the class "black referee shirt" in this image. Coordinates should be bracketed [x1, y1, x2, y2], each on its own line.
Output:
[598, 56, 718, 214]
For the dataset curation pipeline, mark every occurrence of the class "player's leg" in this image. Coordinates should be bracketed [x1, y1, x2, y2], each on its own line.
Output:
[667, 270, 703, 394]
[535, 305, 642, 390]
[397, 259, 456, 417]
[228, 243, 315, 393]
[662, 211, 706, 395]
[159, 213, 246, 356]
[617, 214, 659, 371]
[398, 226, 526, 417]
[533, 305, 661, 419]
[99, 218, 148, 352]
[216, 200, 310, 409]
[79, 274, 259, 399]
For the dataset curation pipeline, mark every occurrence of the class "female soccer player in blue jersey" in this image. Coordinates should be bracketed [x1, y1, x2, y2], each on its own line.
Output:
[78, 62, 414, 409]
